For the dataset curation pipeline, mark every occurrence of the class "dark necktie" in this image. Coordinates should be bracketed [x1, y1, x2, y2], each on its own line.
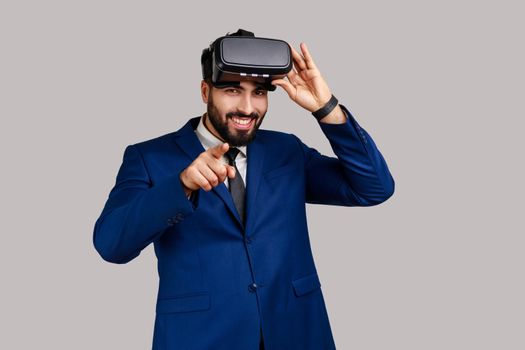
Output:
[225, 147, 245, 224]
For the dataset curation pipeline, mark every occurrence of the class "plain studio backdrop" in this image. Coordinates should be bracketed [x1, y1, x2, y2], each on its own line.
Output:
[1, 0, 523, 349]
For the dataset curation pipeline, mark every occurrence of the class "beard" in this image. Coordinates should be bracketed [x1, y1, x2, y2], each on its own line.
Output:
[206, 95, 265, 147]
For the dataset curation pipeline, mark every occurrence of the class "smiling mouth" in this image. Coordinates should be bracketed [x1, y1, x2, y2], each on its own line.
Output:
[230, 116, 255, 130]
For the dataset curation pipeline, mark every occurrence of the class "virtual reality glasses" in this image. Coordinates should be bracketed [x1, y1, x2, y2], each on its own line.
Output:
[202, 33, 293, 91]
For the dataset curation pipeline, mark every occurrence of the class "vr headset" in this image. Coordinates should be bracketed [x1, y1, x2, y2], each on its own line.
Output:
[201, 30, 293, 91]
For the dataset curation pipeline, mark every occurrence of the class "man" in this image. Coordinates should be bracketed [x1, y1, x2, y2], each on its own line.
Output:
[93, 29, 394, 350]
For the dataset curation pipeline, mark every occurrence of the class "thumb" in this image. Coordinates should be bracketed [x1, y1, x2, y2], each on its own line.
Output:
[272, 79, 296, 100]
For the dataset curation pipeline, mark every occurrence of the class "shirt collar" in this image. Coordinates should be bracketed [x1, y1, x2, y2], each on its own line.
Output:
[195, 114, 247, 157]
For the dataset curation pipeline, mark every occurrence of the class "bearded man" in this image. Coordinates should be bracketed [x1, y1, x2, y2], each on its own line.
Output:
[93, 29, 395, 350]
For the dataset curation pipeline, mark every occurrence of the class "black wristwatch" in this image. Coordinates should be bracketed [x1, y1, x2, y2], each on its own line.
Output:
[312, 94, 339, 121]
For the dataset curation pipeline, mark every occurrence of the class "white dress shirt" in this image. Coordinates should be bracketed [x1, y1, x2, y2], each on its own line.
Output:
[194, 114, 247, 189]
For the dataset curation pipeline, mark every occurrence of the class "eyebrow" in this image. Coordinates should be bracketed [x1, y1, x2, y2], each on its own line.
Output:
[218, 84, 267, 91]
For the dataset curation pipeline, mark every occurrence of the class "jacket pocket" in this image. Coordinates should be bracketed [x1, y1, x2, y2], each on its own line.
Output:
[156, 292, 210, 314]
[292, 272, 321, 297]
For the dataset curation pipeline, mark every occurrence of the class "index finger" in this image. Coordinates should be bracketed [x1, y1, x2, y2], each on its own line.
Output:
[290, 46, 307, 71]
[300, 42, 317, 70]
[208, 142, 229, 159]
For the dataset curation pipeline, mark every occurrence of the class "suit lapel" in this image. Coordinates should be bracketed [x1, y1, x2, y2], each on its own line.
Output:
[172, 117, 205, 162]
[172, 117, 243, 229]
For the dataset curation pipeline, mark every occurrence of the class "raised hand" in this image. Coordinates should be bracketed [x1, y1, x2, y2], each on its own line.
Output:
[271, 43, 333, 112]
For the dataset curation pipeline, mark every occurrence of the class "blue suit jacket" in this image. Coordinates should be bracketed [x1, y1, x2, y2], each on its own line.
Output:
[93, 106, 394, 349]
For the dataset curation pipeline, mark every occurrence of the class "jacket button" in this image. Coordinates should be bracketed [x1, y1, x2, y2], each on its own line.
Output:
[167, 217, 179, 226]
[248, 283, 258, 293]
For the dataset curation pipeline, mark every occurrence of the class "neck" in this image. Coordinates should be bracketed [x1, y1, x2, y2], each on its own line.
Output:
[202, 113, 226, 142]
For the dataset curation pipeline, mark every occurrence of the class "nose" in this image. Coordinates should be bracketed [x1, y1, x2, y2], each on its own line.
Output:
[237, 94, 254, 115]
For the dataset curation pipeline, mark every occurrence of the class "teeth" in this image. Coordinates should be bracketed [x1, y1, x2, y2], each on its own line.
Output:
[232, 117, 252, 125]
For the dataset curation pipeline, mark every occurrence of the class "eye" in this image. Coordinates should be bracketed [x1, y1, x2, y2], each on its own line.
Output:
[254, 90, 267, 96]
[226, 88, 240, 94]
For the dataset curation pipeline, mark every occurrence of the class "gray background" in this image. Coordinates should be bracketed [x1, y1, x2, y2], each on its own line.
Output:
[1, 0, 524, 349]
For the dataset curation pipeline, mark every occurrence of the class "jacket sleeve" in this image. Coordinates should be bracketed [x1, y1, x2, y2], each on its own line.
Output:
[93, 144, 195, 264]
[299, 104, 395, 207]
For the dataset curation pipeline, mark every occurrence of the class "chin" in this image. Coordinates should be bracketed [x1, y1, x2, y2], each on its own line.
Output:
[228, 132, 256, 147]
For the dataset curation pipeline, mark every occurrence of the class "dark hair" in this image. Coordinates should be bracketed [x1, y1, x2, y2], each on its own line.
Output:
[201, 29, 255, 81]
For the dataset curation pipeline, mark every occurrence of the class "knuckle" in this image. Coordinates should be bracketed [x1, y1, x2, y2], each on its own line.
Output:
[190, 159, 200, 168]
[210, 174, 218, 184]
[188, 167, 198, 177]
[199, 178, 211, 191]
[197, 153, 208, 162]
[196, 156, 206, 164]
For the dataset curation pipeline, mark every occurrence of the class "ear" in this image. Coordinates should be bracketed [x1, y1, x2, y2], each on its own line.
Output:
[201, 80, 210, 104]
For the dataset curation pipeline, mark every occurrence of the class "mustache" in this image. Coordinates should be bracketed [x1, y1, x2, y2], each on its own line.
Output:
[226, 112, 259, 119]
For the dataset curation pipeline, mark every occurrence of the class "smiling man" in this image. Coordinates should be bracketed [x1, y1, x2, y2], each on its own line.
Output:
[93, 29, 395, 350]
[204, 81, 267, 146]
